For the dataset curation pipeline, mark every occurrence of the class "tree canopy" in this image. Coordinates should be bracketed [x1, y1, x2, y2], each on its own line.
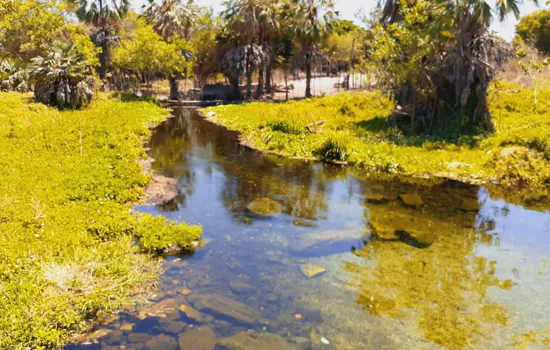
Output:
[516, 9, 550, 55]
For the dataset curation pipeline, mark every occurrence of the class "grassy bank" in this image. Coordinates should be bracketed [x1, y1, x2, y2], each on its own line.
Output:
[0, 93, 201, 348]
[203, 82, 550, 191]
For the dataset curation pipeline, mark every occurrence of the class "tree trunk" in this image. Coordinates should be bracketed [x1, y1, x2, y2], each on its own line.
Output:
[285, 69, 289, 101]
[99, 39, 109, 80]
[229, 76, 242, 101]
[265, 60, 272, 94]
[246, 47, 253, 100]
[305, 52, 312, 98]
[169, 75, 180, 101]
[255, 65, 264, 99]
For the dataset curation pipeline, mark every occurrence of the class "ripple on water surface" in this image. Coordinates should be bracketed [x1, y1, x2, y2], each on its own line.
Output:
[67, 109, 550, 350]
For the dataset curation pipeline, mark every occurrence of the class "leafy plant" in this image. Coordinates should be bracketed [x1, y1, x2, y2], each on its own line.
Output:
[30, 42, 95, 109]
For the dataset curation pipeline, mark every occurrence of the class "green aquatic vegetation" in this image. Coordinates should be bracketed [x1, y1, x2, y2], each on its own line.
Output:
[203, 84, 550, 189]
[0, 92, 201, 348]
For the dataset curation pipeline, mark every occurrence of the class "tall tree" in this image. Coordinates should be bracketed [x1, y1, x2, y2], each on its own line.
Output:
[70, 0, 130, 78]
[222, 0, 278, 99]
[294, 0, 336, 98]
[372, 0, 533, 132]
[143, 0, 198, 100]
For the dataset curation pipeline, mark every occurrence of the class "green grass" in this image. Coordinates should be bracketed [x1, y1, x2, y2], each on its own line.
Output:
[0, 93, 201, 348]
[203, 82, 550, 191]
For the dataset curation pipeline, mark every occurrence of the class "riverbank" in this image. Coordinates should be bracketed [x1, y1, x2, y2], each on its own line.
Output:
[0, 93, 201, 348]
[202, 82, 550, 194]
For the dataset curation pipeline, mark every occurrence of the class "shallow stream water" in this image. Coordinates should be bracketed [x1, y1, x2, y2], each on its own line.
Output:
[69, 108, 550, 349]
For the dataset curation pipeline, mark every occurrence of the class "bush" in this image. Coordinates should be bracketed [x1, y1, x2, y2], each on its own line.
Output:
[491, 147, 550, 187]
[314, 134, 349, 162]
[30, 42, 94, 109]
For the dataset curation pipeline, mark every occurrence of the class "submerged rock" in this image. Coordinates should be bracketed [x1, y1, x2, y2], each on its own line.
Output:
[399, 193, 424, 208]
[229, 281, 256, 294]
[144, 334, 177, 350]
[163, 321, 186, 334]
[178, 326, 217, 350]
[219, 332, 299, 350]
[128, 332, 150, 343]
[187, 294, 260, 325]
[179, 303, 206, 323]
[291, 228, 366, 258]
[247, 198, 283, 216]
[300, 264, 326, 278]
[395, 230, 435, 249]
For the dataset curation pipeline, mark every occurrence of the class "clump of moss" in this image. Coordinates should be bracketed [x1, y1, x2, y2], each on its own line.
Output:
[0, 92, 200, 348]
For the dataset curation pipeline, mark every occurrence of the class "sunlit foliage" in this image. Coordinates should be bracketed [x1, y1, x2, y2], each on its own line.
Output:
[0, 93, 200, 348]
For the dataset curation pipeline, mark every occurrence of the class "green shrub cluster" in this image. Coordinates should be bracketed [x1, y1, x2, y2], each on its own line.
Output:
[204, 84, 550, 189]
[0, 92, 201, 348]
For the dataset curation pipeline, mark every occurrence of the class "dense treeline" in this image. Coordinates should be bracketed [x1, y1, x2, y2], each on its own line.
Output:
[0, 0, 548, 129]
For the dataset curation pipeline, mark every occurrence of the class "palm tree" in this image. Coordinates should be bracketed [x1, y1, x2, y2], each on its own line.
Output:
[30, 42, 94, 109]
[378, 0, 530, 131]
[71, 0, 130, 79]
[294, 0, 336, 98]
[222, 0, 279, 99]
[143, 0, 199, 100]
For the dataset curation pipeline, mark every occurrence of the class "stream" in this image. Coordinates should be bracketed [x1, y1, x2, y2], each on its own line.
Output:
[69, 108, 550, 349]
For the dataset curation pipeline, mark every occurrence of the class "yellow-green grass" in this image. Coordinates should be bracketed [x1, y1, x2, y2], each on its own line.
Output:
[0, 93, 200, 348]
[203, 82, 550, 191]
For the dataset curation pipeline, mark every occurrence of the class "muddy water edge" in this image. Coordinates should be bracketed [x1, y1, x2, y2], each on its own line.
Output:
[67, 108, 550, 350]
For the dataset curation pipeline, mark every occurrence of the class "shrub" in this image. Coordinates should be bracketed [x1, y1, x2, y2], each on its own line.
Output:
[30, 42, 94, 109]
[314, 134, 349, 162]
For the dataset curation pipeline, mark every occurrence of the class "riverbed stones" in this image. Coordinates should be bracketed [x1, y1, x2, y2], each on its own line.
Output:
[163, 321, 186, 334]
[187, 294, 260, 325]
[218, 332, 299, 350]
[300, 264, 326, 278]
[144, 334, 177, 350]
[128, 332, 150, 343]
[120, 323, 133, 332]
[229, 281, 255, 294]
[247, 198, 283, 216]
[399, 193, 424, 208]
[178, 326, 217, 350]
[178, 303, 206, 323]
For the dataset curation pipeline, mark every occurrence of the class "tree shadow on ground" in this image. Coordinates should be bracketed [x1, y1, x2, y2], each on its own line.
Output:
[354, 113, 490, 149]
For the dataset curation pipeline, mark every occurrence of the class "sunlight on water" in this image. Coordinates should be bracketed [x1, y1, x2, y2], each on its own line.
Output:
[68, 109, 550, 350]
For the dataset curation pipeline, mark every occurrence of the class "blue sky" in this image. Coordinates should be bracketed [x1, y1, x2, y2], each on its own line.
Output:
[134, 0, 549, 41]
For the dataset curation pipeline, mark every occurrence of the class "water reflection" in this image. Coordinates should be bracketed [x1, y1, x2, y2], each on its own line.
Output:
[68, 108, 550, 350]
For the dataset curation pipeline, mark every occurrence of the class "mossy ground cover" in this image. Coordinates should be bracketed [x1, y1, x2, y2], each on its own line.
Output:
[0, 93, 200, 348]
[203, 82, 550, 190]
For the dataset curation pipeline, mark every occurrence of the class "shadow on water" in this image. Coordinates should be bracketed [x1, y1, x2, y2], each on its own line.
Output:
[67, 108, 550, 350]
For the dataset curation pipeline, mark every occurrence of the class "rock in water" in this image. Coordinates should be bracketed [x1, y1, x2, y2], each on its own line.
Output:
[300, 264, 326, 278]
[230, 281, 256, 294]
[178, 303, 206, 323]
[144, 334, 177, 350]
[399, 193, 424, 208]
[178, 326, 217, 350]
[219, 332, 299, 350]
[247, 198, 283, 216]
[187, 294, 259, 325]
[395, 230, 435, 249]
